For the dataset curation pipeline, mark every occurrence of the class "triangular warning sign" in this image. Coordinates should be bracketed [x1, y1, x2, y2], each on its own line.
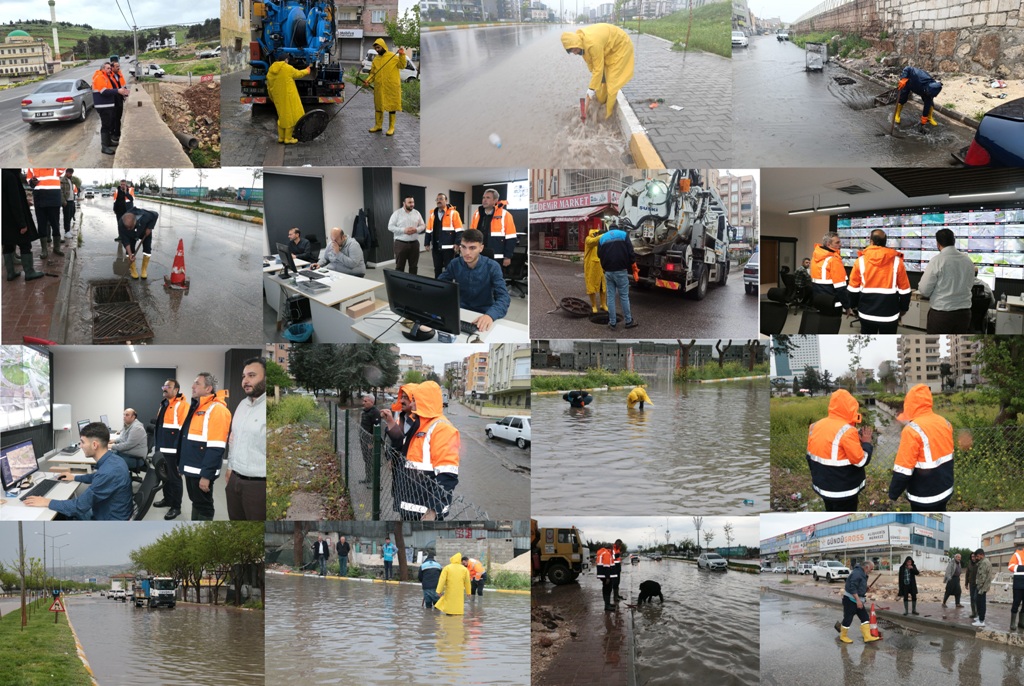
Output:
[49, 598, 65, 613]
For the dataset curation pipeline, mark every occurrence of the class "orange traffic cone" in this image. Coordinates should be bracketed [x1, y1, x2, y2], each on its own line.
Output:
[163, 239, 190, 291]
[869, 603, 881, 638]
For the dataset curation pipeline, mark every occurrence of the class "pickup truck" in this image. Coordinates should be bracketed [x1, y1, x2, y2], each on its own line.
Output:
[777, 31, 790, 42]
[812, 560, 851, 582]
[129, 63, 165, 77]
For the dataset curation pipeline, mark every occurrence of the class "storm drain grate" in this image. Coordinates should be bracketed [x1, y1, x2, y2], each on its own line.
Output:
[833, 76, 856, 85]
[91, 280, 154, 344]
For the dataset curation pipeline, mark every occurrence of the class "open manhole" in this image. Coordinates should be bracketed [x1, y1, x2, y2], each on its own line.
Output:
[833, 76, 857, 85]
[90, 280, 154, 344]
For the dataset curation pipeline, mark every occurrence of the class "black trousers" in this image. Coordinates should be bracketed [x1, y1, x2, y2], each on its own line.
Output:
[62, 201, 75, 233]
[225, 474, 266, 521]
[185, 476, 215, 520]
[927, 308, 970, 334]
[35, 205, 61, 244]
[601, 578, 613, 607]
[162, 451, 183, 509]
[113, 97, 124, 138]
[841, 596, 870, 627]
[910, 497, 951, 512]
[431, 248, 453, 278]
[97, 105, 115, 139]
[822, 494, 861, 511]
[394, 240, 419, 274]
[859, 318, 898, 334]
[1012, 587, 1023, 614]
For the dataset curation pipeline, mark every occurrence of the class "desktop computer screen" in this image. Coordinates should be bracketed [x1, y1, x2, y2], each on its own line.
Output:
[276, 243, 298, 278]
[383, 269, 462, 340]
[0, 439, 39, 490]
[99, 414, 109, 427]
[77, 419, 90, 434]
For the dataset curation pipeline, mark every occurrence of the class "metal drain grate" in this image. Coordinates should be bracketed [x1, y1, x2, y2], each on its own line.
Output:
[91, 280, 154, 344]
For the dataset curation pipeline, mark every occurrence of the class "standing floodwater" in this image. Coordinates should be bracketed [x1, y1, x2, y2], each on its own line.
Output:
[532, 380, 769, 514]
[66, 596, 264, 685]
[266, 573, 530, 685]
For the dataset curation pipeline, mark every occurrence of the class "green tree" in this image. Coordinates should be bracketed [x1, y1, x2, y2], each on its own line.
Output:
[802, 366, 821, 396]
[820, 370, 833, 394]
[778, 551, 790, 580]
[383, 4, 420, 50]
[723, 523, 734, 559]
[266, 360, 292, 393]
[846, 334, 874, 382]
[974, 336, 1024, 424]
[403, 370, 425, 384]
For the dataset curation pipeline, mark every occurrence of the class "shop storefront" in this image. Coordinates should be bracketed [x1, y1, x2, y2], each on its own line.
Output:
[529, 191, 620, 252]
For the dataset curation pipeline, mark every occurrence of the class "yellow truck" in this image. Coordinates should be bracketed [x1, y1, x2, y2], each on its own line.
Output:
[532, 519, 588, 585]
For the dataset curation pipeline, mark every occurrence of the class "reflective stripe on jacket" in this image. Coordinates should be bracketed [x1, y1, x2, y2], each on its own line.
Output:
[425, 205, 463, 250]
[848, 246, 912, 322]
[471, 203, 517, 260]
[889, 385, 954, 505]
[155, 394, 189, 455]
[810, 243, 850, 310]
[179, 393, 232, 481]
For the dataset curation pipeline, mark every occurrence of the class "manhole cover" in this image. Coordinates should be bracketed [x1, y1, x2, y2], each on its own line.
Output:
[833, 76, 856, 85]
[90, 280, 154, 344]
[92, 280, 133, 304]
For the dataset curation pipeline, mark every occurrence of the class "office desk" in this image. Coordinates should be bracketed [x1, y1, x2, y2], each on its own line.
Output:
[41, 447, 97, 470]
[901, 295, 930, 329]
[351, 307, 530, 344]
[268, 270, 384, 342]
[995, 299, 1024, 334]
[263, 258, 311, 315]
[0, 474, 80, 521]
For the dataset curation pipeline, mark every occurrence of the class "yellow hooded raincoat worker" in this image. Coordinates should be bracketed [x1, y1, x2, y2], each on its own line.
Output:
[365, 38, 406, 136]
[561, 23, 635, 119]
[584, 228, 608, 312]
[435, 552, 472, 615]
[626, 386, 653, 409]
[266, 59, 311, 144]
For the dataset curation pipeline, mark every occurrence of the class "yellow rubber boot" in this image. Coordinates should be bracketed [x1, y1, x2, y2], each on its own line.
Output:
[284, 127, 298, 144]
[927, 110, 938, 126]
[129, 259, 139, 279]
[589, 293, 598, 313]
[277, 125, 285, 143]
[386, 112, 395, 136]
[894, 102, 903, 124]
[369, 111, 383, 133]
[839, 625, 853, 644]
[860, 623, 880, 643]
[140, 255, 150, 279]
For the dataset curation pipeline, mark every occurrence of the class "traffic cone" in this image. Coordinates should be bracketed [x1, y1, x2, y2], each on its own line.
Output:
[163, 239, 190, 291]
[869, 603, 882, 638]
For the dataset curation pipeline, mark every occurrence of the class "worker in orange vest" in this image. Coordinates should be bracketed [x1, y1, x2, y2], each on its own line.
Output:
[888, 384, 954, 511]
[91, 61, 127, 155]
[1009, 546, 1024, 632]
[847, 229, 911, 334]
[403, 382, 460, 521]
[425, 193, 463, 278]
[806, 389, 874, 511]
[595, 546, 617, 611]
[462, 556, 487, 596]
[470, 189, 517, 267]
[810, 232, 850, 315]
[25, 168, 65, 257]
[611, 540, 625, 601]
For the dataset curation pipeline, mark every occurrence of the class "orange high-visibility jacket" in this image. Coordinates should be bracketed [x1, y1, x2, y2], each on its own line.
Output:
[404, 381, 460, 476]
[595, 547, 617, 579]
[465, 558, 485, 580]
[470, 202, 517, 260]
[1008, 548, 1024, 577]
[25, 168, 65, 191]
[155, 394, 190, 456]
[810, 243, 850, 311]
[425, 205, 463, 251]
[180, 393, 232, 481]
[848, 245, 912, 323]
[806, 390, 872, 500]
[889, 385, 954, 506]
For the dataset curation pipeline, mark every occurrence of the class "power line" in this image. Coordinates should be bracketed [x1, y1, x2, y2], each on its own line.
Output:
[124, 0, 138, 28]
[113, 0, 133, 30]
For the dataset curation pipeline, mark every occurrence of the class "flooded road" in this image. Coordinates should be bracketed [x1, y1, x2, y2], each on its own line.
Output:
[631, 559, 759, 685]
[66, 596, 264, 685]
[64, 198, 263, 344]
[732, 36, 973, 166]
[761, 592, 1024, 686]
[531, 380, 769, 515]
[421, 25, 630, 167]
[266, 573, 530, 685]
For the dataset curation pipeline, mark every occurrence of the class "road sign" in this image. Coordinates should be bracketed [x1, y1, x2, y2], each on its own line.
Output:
[49, 598, 65, 613]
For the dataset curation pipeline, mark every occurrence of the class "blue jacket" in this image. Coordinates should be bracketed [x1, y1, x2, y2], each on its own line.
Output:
[418, 558, 443, 589]
[901, 66, 942, 98]
[597, 229, 636, 273]
[843, 564, 869, 600]
[382, 542, 398, 561]
[48, 451, 133, 521]
[438, 254, 511, 320]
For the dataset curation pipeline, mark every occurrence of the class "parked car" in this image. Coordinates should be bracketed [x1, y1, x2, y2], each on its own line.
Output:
[812, 560, 851, 582]
[798, 563, 814, 575]
[485, 415, 531, 449]
[955, 97, 1024, 167]
[744, 250, 759, 295]
[630, 554, 640, 565]
[777, 31, 790, 41]
[129, 63, 165, 77]
[732, 31, 749, 48]
[83, 189, 95, 199]
[361, 49, 419, 82]
[21, 79, 94, 125]
[198, 46, 220, 58]
[697, 552, 728, 571]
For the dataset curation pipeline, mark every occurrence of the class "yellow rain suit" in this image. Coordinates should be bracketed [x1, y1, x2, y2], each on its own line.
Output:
[583, 228, 607, 312]
[366, 38, 405, 113]
[561, 24, 635, 119]
[266, 60, 311, 143]
[435, 552, 472, 615]
[626, 386, 653, 409]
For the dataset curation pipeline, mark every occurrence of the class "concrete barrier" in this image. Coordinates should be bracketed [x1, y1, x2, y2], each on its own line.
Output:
[113, 83, 194, 168]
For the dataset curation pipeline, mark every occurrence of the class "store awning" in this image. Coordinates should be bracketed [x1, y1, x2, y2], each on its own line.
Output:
[530, 206, 612, 224]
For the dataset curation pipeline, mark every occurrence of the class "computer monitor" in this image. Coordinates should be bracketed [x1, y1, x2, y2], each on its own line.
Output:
[0, 439, 39, 491]
[276, 242, 297, 278]
[77, 419, 90, 434]
[383, 269, 462, 341]
[976, 274, 996, 291]
[99, 414, 109, 427]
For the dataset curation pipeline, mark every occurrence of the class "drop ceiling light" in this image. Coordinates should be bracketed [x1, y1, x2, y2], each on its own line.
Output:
[816, 204, 851, 212]
[788, 208, 815, 215]
[947, 190, 1016, 199]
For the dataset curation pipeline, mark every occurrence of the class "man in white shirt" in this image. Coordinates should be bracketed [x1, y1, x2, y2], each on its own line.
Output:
[919, 228, 975, 333]
[388, 196, 425, 274]
[225, 357, 267, 521]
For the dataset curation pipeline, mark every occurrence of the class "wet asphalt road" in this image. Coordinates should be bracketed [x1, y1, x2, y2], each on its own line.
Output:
[64, 196, 264, 344]
[529, 256, 759, 339]
[760, 592, 1024, 686]
[731, 36, 974, 166]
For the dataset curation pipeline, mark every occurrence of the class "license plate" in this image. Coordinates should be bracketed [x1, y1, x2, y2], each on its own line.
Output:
[36, 112, 53, 118]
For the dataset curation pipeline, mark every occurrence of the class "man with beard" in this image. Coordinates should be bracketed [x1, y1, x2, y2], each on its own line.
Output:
[226, 358, 267, 520]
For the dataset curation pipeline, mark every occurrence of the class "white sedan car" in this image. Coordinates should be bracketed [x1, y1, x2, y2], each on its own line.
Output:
[732, 31, 749, 48]
[485, 415, 531, 449]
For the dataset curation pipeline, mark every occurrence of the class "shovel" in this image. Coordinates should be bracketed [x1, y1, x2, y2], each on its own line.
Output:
[531, 261, 566, 314]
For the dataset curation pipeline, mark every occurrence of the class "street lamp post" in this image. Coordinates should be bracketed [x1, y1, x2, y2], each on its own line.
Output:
[35, 528, 68, 590]
[55, 544, 70, 594]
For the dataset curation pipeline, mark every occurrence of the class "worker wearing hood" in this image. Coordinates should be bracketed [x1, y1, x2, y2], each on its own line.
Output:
[848, 230, 911, 334]
[406, 381, 461, 521]
[584, 228, 608, 313]
[561, 23, 635, 120]
[810, 233, 851, 314]
[896, 66, 943, 126]
[266, 56, 311, 144]
[889, 384, 954, 511]
[626, 386, 653, 410]
[365, 38, 406, 136]
[806, 389, 874, 511]
[435, 552, 472, 615]
[381, 383, 428, 519]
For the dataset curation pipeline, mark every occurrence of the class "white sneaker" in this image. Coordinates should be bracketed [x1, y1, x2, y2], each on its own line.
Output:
[971, 619, 983, 627]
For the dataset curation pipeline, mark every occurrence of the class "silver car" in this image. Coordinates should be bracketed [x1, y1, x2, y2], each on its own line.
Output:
[21, 79, 94, 125]
[697, 552, 729, 571]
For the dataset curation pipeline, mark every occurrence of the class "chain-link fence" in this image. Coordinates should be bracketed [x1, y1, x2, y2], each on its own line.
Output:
[771, 425, 1024, 511]
[628, 354, 676, 383]
[333, 405, 490, 521]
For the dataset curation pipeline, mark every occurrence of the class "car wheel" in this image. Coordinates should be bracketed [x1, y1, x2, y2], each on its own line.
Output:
[78, 104, 87, 122]
[516, 437, 527, 449]
[684, 264, 709, 300]
[547, 563, 572, 585]
[813, 572, 818, 581]
[485, 429, 493, 439]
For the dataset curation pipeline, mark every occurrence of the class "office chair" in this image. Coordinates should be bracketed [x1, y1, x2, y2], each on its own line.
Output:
[970, 285, 991, 333]
[780, 271, 797, 303]
[799, 294, 843, 334]
[132, 464, 160, 520]
[505, 251, 528, 298]
[760, 287, 789, 335]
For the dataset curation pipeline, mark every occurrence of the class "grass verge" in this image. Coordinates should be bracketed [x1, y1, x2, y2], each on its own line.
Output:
[620, 2, 731, 58]
[790, 31, 873, 59]
[146, 196, 262, 218]
[0, 598, 94, 686]
[674, 361, 769, 382]
[532, 368, 645, 391]
[489, 570, 531, 590]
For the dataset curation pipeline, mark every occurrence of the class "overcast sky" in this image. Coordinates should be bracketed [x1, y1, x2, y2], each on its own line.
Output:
[75, 168, 262, 189]
[0, 522, 182, 568]
[1, 0, 215, 31]
[749, 0, 820, 24]
[535, 516, 760, 549]
[772, 335, 950, 378]
[760, 513, 1022, 550]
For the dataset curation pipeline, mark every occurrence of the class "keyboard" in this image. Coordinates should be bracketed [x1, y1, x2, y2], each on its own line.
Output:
[460, 320, 479, 335]
[298, 269, 326, 280]
[60, 445, 78, 454]
[19, 479, 60, 501]
[297, 280, 330, 293]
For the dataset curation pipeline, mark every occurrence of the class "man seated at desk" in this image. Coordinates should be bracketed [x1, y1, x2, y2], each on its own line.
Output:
[437, 229, 510, 332]
[287, 227, 317, 263]
[973, 268, 995, 309]
[109, 408, 148, 471]
[317, 227, 365, 277]
[24, 422, 133, 521]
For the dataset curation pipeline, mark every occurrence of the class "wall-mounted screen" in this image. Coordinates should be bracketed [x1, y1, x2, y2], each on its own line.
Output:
[0, 345, 52, 432]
